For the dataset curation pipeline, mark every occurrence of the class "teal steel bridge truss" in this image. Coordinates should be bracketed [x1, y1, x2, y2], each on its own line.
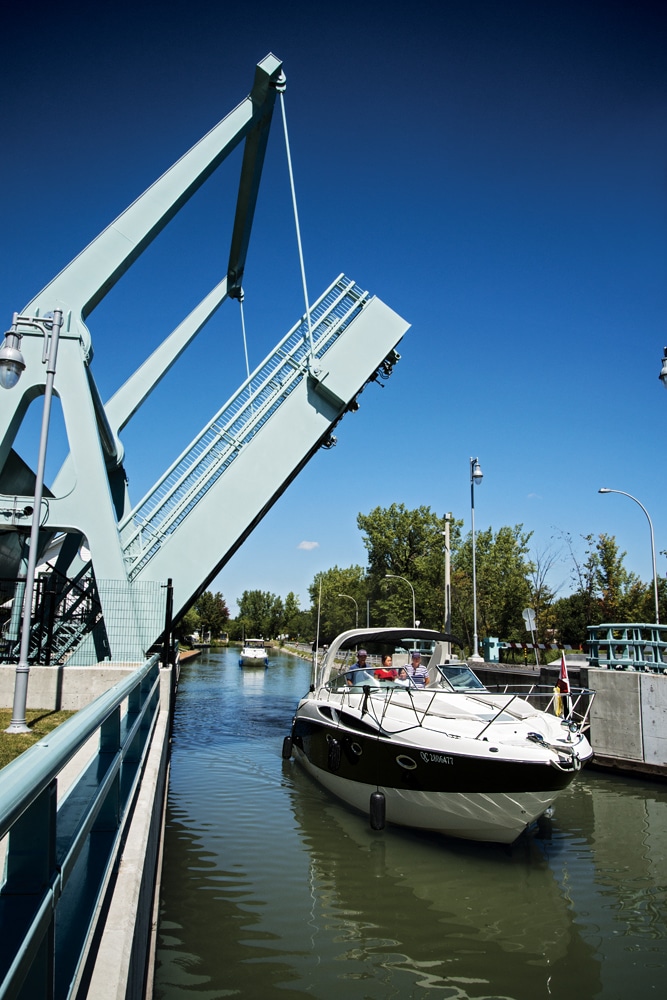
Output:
[0, 54, 409, 666]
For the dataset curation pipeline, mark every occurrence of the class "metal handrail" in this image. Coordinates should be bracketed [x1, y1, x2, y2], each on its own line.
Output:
[119, 275, 368, 580]
[587, 622, 667, 672]
[0, 655, 161, 1000]
[321, 678, 595, 737]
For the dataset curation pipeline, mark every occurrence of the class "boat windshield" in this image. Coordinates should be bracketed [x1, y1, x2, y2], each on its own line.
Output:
[435, 664, 487, 692]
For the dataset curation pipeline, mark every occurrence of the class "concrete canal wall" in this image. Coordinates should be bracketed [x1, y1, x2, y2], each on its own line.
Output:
[0, 663, 156, 711]
[583, 668, 667, 777]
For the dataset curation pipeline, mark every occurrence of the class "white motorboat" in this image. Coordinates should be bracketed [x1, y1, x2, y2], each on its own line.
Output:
[283, 627, 594, 844]
[239, 638, 269, 668]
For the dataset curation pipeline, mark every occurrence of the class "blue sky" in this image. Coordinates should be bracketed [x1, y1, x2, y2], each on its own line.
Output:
[2, 0, 666, 614]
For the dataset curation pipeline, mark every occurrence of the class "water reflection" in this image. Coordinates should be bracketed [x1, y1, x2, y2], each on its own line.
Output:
[154, 648, 667, 1000]
[285, 764, 602, 999]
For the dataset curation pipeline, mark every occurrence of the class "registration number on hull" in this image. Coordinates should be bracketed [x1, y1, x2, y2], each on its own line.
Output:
[421, 752, 454, 765]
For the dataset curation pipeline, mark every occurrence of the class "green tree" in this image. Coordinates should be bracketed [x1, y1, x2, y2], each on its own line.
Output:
[357, 503, 462, 628]
[528, 544, 560, 642]
[237, 590, 284, 638]
[594, 533, 645, 621]
[308, 565, 367, 641]
[283, 591, 303, 638]
[179, 605, 200, 641]
[451, 525, 533, 650]
[551, 532, 655, 646]
[194, 591, 229, 638]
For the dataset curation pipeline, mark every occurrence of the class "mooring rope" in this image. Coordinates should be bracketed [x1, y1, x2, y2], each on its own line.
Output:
[276, 73, 315, 362]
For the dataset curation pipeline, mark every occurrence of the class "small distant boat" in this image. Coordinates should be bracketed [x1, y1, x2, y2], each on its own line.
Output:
[188, 630, 211, 648]
[283, 627, 595, 844]
[239, 638, 269, 668]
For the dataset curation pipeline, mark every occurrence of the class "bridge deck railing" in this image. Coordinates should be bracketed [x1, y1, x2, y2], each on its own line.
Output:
[119, 274, 368, 581]
[587, 623, 667, 672]
[0, 655, 160, 1000]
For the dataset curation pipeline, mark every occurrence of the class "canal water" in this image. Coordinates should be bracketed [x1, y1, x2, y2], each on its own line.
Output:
[153, 647, 667, 1000]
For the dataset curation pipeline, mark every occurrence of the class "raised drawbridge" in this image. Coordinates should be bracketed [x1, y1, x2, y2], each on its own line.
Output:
[0, 54, 409, 667]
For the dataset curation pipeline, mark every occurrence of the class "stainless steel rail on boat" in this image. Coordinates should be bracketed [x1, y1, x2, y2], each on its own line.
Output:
[322, 676, 595, 743]
[487, 683, 595, 732]
[474, 693, 523, 741]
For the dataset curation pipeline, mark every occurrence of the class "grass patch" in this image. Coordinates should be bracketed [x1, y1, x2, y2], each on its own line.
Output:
[0, 710, 75, 770]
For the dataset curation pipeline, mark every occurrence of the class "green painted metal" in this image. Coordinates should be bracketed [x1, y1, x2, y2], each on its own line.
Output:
[118, 276, 407, 619]
[0, 55, 283, 662]
[587, 622, 667, 672]
[0, 655, 160, 1000]
[0, 53, 408, 665]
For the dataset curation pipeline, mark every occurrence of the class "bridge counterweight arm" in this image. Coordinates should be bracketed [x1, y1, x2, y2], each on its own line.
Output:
[22, 54, 283, 326]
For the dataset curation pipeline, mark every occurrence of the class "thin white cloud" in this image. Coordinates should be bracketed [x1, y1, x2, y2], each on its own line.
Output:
[527, 493, 542, 500]
[298, 540, 319, 551]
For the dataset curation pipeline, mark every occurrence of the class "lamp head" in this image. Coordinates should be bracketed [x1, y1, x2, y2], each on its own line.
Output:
[598, 488, 612, 494]
[0, 333, 25, 389]
[470, 458, 483, 485]
[659, 348, 667, 390]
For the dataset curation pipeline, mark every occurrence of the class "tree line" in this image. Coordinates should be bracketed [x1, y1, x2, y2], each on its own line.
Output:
[181, 503, 666, 653]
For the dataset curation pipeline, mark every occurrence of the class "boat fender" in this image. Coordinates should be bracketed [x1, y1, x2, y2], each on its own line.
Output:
[370, 791, 386, 831]
[282, 736, 293, 759]
[327, 737, 341, 771]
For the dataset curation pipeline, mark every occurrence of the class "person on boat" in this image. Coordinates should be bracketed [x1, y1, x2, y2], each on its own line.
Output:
[347, 649, 375, 685]
[407, 650, 428, 686]
[374, 653, 396, 681]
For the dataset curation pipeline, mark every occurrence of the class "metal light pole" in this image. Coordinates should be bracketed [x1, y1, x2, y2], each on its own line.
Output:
[384, 574, 416, 628]
[442, 513, 452, 658]
[470, 457, 483, 662]
[1, 310, 64, 733]
[337, 593, 359, 629]
[598, 487, 660, 624]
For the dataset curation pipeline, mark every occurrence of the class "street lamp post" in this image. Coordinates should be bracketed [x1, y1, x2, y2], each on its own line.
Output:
[1, 310, 64, 733]
[337, 593, 359, 629]
[598, 487, 660, 624]
[384, 574, 416, 628]
[470, 457, 483, 662]
[442, 513, 452, 659]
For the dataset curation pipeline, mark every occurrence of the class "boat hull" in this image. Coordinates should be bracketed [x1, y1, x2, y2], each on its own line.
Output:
[239, 645, 269, 667]
[239, 655, 268, 667]
[291, 715, 585, 843]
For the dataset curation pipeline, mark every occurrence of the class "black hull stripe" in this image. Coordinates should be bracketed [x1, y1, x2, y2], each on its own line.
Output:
[292, 718, 578, 794]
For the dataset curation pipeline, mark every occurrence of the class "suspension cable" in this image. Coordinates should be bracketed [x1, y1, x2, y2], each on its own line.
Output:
[276, 73, 315, 363]
[237, 289, 251, 385]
